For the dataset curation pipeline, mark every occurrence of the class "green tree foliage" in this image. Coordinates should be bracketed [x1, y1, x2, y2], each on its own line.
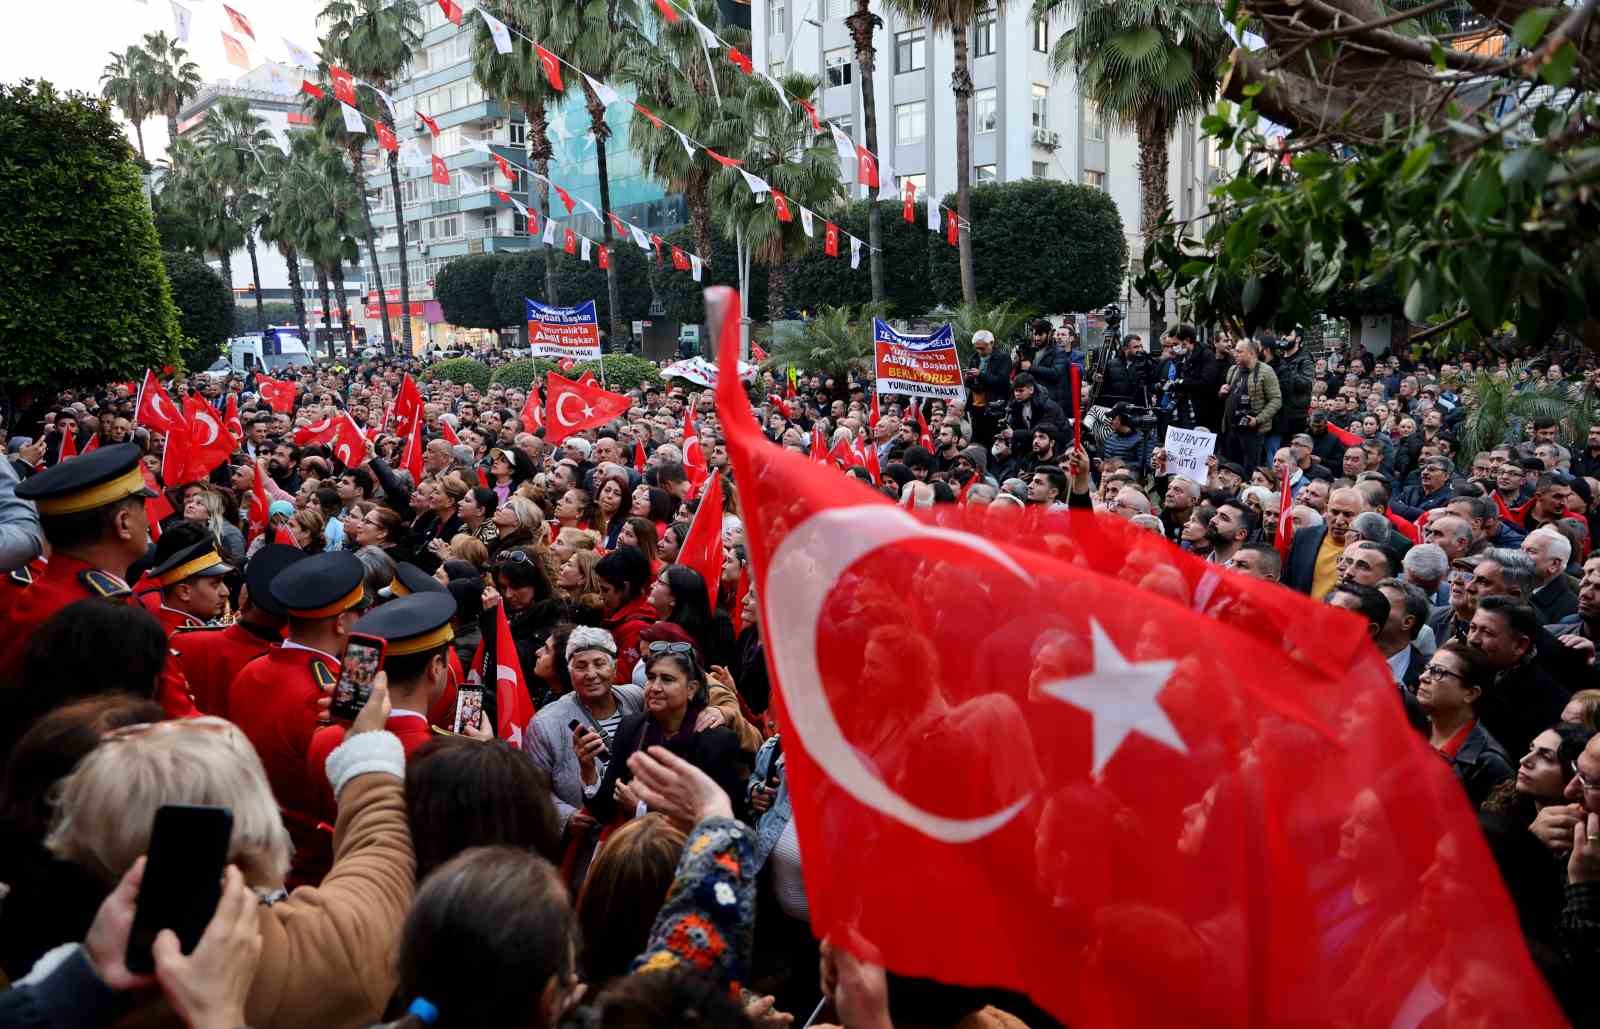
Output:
[927, 181, 1127, 313]
[933, 300, 1040, 364]
[435, 253, 506, 329]
[0, 82, 184, 391]
[760, 304, 886, 383]
[786, 198, 935, 314]
[491, 355, 662, 391]
[553, 242, 654, 329]
[161, 252, 234, 370]
[492, 251, 546, 328]
[421, 357, 492, 389]
[651, 228, 768, 325]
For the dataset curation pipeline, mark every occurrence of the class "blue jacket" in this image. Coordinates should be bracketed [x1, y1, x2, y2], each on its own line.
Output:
[748, 735, 792, 872]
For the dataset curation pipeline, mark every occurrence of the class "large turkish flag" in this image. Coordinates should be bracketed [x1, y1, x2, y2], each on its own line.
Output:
[135, 370, 182, 433]
[257, 377, 297, 415]
[181, 394, 238, 483]
[542, 372, 630, 445]
[706, 287, 1561, 1028]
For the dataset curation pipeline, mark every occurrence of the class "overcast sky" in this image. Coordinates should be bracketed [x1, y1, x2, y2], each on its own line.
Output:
[4, 0, 325, 160]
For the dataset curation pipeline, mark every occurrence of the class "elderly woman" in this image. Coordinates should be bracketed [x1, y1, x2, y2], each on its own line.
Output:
[490, 495, 544, 558]
[1415, 640, 1514, 807]
[39, 713, 414, 1028]
[416, 473, 469, 572]
[524, 628, 645, 875]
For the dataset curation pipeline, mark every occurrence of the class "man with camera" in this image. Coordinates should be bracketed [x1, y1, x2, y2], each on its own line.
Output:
[1102, 403, 1153, 478]
[1220, 337, 1282, 470]
[964, 329, 1012, 448]
[1096, 334, 1154, 410]
[1263, 329, 1315, 461]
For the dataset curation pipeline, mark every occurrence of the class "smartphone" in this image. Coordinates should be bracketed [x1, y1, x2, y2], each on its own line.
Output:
[453, 686, 485, 735]
[331, 633, 387, 722]
[568, 718, 609, 760]
[125, 805, 233, 974]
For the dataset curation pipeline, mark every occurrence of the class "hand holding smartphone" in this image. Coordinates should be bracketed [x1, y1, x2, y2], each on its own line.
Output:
[331, 634, 387, 722]
[125, 805, 233, 975]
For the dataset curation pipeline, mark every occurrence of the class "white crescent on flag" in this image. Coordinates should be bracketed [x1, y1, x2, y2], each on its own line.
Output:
[191, 409, 220, 447]
[553, 391, 584, 427]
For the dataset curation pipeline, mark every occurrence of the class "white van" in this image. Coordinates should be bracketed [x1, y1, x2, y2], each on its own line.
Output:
[210, 329, 313, 376]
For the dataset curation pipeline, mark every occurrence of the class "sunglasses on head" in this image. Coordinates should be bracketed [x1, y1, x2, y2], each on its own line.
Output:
[648, 641, 694, 656]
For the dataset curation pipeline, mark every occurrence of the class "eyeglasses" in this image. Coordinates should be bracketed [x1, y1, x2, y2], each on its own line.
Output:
[1575, 770, 1600, 792]
[1419, 664, 1465, 682]
[501, 550, 534, 565]
[1449, 571, 1475, 584]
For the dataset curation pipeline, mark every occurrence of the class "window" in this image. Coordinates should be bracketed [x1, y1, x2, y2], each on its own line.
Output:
[895, 100, 927, 145]
[1031, 83, 1048, 129]
[1088, 103, 1106, 141]
[1033, 17, 1049, 52]
[903, 172, 927, 194]
[825, 0, 849, 19]
[894, 28, 926, 73]
[770, 60, 785, 77]
[974, 87, 997, 133]
[769, 0, 785, 32]
[1083, 170, 1105, 189]
[508, 120, 527, 146]
[974, 6, 997, 57]
[428, 215, 462, 241]
[975, 164, 997, 183]
[831, 113, 854, 137]
[1032, 160, 1048, 178]
[825, 48, 852, 87]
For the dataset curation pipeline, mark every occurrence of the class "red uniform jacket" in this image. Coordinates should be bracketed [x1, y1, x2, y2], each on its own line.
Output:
[0, 554, 197, 718]
[170, 621, 281, 718]
[305, 710, 438, 819]
[155, 605, 203, 636]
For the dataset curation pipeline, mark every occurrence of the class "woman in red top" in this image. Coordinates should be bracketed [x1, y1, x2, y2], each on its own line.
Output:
[594, 548, 658, 683]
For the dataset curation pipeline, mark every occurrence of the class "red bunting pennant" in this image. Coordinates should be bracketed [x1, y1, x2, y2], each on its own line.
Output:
[672, 246, 690, 271]
[563, 228, 578, 255]
[824, 221, 840, 257]
[704, 147, 743, 168]
[494, 188, 512, 202]
[431, 154, 450, 185]
[650, 234, 664, 265]
[728, 48, 753, 74]
[945, 208, 960, 245]
[552, 184, 575, 213]
[437, 0, 464, 25]
[771, 190, 793, 222]
[608, 212, 627, 237]
[222, 4, 255, 38]
[856, 145, 879, 188]
[374, 121, 398, 152]
[494, 153, 515, 182]
[633, 102, 663, 128]
[535, 45, 564, 91]
[903, 179, 916, 223]
[795, 96, 821, 131]
[300, 79, 325, 100]
[329, 65, 357, 107]
[417, 110, 441, 137]
[221, 32, 250, 70]
[653, 0, 681, 21]
[597, 245, 610, 269]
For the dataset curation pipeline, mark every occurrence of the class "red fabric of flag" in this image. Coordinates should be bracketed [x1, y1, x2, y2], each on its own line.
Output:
[597, 245, 609, 269]
[650, 234, 664, 265]
[682, 409, 710, 492]
[80, 433, 100, 456]
[438, 0, 464, 25]
[222, 4, 255, 38]
[257, 377, 297, 414]
[1275, 464, 1295, 560]
[856, 145, 879, 188]
[494, 153, 515, 182]
[439, 419, 461, 446]
[476, 606, 536, 743]
[810, 425, 828, 464]
[181, 394, 238, 483]
[392, 373, 423, 440]
[400, 416, 425, 484]
[1386, 509, 1422, 544]
[824, 221, 840, 257]
[300, 79, 326, 100]
[653, 0, 681, 21]
[704, 147, 743, 168]
[701, 283, 1564, 1029]
[431, 154, 451, 186]
[576, 371, 599, 388]
[248, 464, 271, 543]
[160, 416, 190, 492]
[553, 184, 575, 213]
[221, 32, 251, 70]
[728, 48, 753, 74]
[543, 372, 631, 445]
[535, 45, 564, 91]
[374, 121, 398, 152]
[771, 190, 793, 222]
[634, 439, 648, 473]
[676, 474, 724, 611]
[795, 96, 821, 131]
[224, 392, 243, 439]
[293, 416, 338, 447]
[902, 180, 916, 223]
[142, 464, 173, 542]
[633, 102, 663, 128]
[57, 427, 77, 462]
[671, 246, 690, 271]
[945, 208, 959, 245]
[329, 65, 357, 107]
[494, 189, 512, 203]
[518, 387, 545, 434]
[417, 110, 441, 137]
[562, 228, 578, 255]
[1324, 420, 1363, 448]
[911, 399, 932, 451]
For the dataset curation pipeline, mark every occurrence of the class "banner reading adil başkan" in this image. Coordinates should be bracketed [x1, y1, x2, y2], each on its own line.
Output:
[873, 318, 962, 401]
[525, 298, 601, 360]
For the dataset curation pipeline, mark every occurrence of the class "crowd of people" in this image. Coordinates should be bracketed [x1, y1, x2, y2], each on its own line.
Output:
[0, 319, 1598, 1026]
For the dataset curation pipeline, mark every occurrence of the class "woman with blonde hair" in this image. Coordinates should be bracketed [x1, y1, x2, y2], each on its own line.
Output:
[448, 533, 491, 571]
[558, 549, 604, 606]
[416, 472, 468, 572]
[184, 485, 246, 566]
[490, 494, 545, 558]
[553, 526, 602, 566]
[289, 508, 326, 554]
[42, 709, 415, 1027]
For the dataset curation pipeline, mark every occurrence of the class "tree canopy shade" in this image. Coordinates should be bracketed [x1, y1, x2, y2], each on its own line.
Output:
[435, 253, 506, 329]
[651, 228, 769, 326]
[161, 251, 234, 371]
[552, 241, 654, 330]
[0, 81, 184, 391]
[785, 198, 936, 315]
[421, 357, 492, 389]
[926, 181, 1128, 314]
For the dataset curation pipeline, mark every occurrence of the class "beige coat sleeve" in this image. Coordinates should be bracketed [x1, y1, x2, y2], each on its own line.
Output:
[708, 683, 762, 753]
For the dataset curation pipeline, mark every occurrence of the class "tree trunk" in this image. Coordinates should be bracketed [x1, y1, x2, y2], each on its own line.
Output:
[133, 121, 146, 162]
[389, 149, 415, 356]
[847, 1, 885, 304]
[216, 246, 233, 297]
[245, 231, 266, 334]
[587, 93, 628, 351]
[686, 175, 714, 263]
[952, 27, 976, 304]
[767, 261, 790, 322]
[332, 261, 353, 357]
[167, 110, 179, 145]
[352, 148, 393, 357]
[284, 244, 311, 351]
[529, 106, 559, 304]
[1136, 113, 1171, 332]
[316, 264, 334, 360]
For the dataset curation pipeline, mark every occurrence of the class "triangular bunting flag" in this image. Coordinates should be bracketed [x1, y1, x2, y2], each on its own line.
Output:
[690, 254, 703, 281]
[221, 31, 250, 70]
[772, 190, 793, 222]
[170, 1, 192, 42]
[480, 9, 513, 53]
[581, 73, 622, 108]
[850, 235, 863, 269]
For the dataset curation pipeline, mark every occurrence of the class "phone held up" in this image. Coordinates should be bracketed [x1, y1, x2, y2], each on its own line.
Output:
[330, 633, 387, 722]
[568, 719, 609, 760]
[453, 686, 485, 735]
[125, 804, 234, 974]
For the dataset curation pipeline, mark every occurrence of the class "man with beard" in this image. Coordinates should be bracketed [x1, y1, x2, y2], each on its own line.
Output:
[1017, 423, 1061, 477]
[268, 441, 301, 493]
[1205, 499, 1258, 566]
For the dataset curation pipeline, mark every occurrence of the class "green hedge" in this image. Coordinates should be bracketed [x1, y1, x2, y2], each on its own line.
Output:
[421, 357, 492, 389]
[491, 354, 661, 392]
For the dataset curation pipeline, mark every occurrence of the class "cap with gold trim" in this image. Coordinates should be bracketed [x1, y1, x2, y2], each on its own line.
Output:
[384, 561, 446, 600]
[16, 443, 155, 516]
[268, 550, 367, 619]
[151, 539, 231, 587]
[354, 593, 456, 657]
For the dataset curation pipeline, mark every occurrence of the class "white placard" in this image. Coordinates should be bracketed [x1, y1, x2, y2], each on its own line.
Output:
[1163, 426, 1216, 485]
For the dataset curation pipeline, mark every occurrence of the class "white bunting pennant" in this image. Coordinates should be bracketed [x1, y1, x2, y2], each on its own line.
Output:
[630, 223, 652, 250]
[480, 9, 514, 54]
[738, 168, 771, 195]
[282, 36, 316, 69]
[670, 128, 697, 159]
[509, 195, 531, 219]
[542, 217, 559, 245]
[364, 82, 398, 120]
[690, 15, 721, 48]
[581, 236, 592, 262]
[850, 235, 863, 269]
[582, 73, 623, 108]
[578, 197, 601, 218]
[691, 254, 703, 282]
[878, 162, 900, 201]
[927, 197, 942, 233]
[799, 206, 815, 237]
[170, 1, 192, 41]
[828, 123, 856, 182]
[759, 72, 791, 111]
[340, 102, 366, 134]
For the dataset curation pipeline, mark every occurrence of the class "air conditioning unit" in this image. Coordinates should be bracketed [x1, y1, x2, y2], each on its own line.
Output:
[1031, 128, 1052, 147]
[1050, 130, 1061, 146]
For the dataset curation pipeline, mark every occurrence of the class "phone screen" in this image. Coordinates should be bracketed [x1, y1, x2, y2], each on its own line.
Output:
[331, 635, 386, 722]
[453, 686, 485, 735]
[125, 805, 233, 974]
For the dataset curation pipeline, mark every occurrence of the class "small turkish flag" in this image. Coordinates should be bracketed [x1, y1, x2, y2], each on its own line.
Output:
[543, 372, 631, 445]
[795, 96, 820, 131]
[437, 0, 464, 25]
[247, 464, 272, 543]
[676, 474, 724, 610]
[80, 433, 100, 456]
[650, 234, 664, 265]
[1275, 463, 1295, 560]
[771, 190, 793, 222]
[494, 153, 515, 182]
[399, 416, 425, 483]
[160, 417, 190, 491]
[597, 245, 609, 269]
[653, 0, 680, 20]
[439, 419, 461, 446]
[519, 388, 545, 434]
[945, 208, 960, 245]
[856, 145, 879, 188]
[632, 102, 663, 129]
[329, 65, 358, 107]
[576, 371, 599, 388]
[824, 221, 840, 257]
[702, 284, 1564, 1029]
[1324, 419, 1363, 448]
[222, 4, 254, 38]
[683, 409, 710, 492]
[671, 246, 691, 271]
[374, 121, 398, 152]
[911, 398, 933, 451]
[417, 110, 441, 137]
[536, 45, 564, 91]
[553, 184, 575, 214]
[56, 427, 77, 463]
[903, 180, 916, 223]
[563, 228, 578, 255]
[494, 189, 512, 203]
[752, 342, 768, 362]
[431, 154, 451, 185]
[608, 212, 627, 237]
[727, 47, 753, 74]
[392, 372, 423, 439]
[810, 425, 828, 464]
[704, 147, 743, 168]
[465, 605, 536, 744]
[300, 79, 325, 100]
[181, 394, 238, 483]
[134, 370, 181, 433]
[224, 392, 243, 439]
[633, 439, 647, 473]
[292, 415, 338, 447]
[221, 31, 250, 70]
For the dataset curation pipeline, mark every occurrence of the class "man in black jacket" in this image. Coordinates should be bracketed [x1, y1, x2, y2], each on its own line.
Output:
[1170, 326, 1226, 431]
[1007, 374, 1065, 438]
[1096, 334, 1153, 409]
[964, 329, 1012, 448]
[1267, 329, 1316, 452]
[1468, 596, 1572, 757]
[1022, 320, 1072, 413]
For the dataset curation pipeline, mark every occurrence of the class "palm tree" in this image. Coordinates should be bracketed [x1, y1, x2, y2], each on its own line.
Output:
[161, 137, 244, 295]
[707, 72, 844, 326]
[320, 0, 423, 355]
[138, 31, 203, 144]
[1037, 0, 1228, 327]
[883, 0, 1001, 304]
[933, 299, 1038, 364]
[762, 304, 886, 382]
[844, 0, 885, 303]
[257, 141, 313, 347]
[100, 48, 152, 161]
[286, 141, 367, 357]
[197, 98, 274, 335]
[550, 0, 643, 348]
[1456, 369, 1592, 464]
[474, 1, 565, 305]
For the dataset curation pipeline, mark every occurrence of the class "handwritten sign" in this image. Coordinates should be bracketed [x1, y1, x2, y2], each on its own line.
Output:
[1163, 426, 1216, 485]
[525, 298, 601, 360]
[873, 319, 963, 401]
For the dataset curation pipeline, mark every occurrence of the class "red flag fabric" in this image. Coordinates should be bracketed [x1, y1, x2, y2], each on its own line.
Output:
[912, 400, 932, 452]
[1324, 420, 1363, 448]
[903, 179, 916, 223]
[519, 388, 545, 434]
[1386, 509, 1423, 544]
[543, 372, 631, 445]
[682, 409, 710, 492]
[576, 371, 599, 388]
[945, 208, 960, 245]
[329, 65, 357, 107]
[470, 606, 536, 744]
[80, 433, 100, 455]
[221, 31, 250, 70]
[771, 190, 793, 222]
[652, 0, 680, 21]
[1275, 464, 1295, 560]
[704, 147, 743, 168]
[437, 0, 464, 25]
[535, 46, 564, 91]
[563, 228, 578, 256]
[633, 439, 647, 473]
[795, 96, 821, 131]
[135, 371, 181, 433]
[141, 464, 173, 542]
[327, 413, 369, 468]
[224, 392, 243, 439]
[300, 79, 326, 100]
[728, 47, 754, 74]
[292, 415, 338, 447]
[222, 4, 255, 38]
[671, 246, 691, 271]
[160, 419, 190, 488]
[477, 467, 490, 488]
[494, 153, 515, 182]
[597, 245, 609, 270]
[181, 394, 238, 483]
[856, 145, 879, 188]
[650, 234, 664, 265]
[824, 221, 840, 257]
[374, 121, 398, 152]
[257, 377, 297, 415]
[417, 110, 441, 137]
[870, 390, 880, 428]
[439, 419, 461, 446]
[494, 188, 512, 203]
[248, 464, 271, 543]
[552, 185, 575, 214]
[1494, 490, 1535, 527]
[752, 342, 768, 363]
[608, 212, 628, 237]
[862, 437, 881, 484]
[703, 284, 1563, 1029]
[810, 425, 828, 464]
[393, 372, 423, 439]
[633, 102, 663, 129]
[431, 154, 451, 186]
[57, 428, 77, 462]
[675, 474, 723, 611]
[400, 416, 425, 484]
[829, 435, 862, 469]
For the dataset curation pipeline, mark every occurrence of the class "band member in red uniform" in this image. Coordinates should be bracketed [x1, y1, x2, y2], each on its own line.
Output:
[382, 561, 469, 726]
[147, 538, 230, 634]
[171, 544, 305, 717]
[227, 549, 368, 885]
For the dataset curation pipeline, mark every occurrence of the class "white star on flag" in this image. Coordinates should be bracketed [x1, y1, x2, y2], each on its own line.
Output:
[171, 1, 192, 42]
[282, 36, 316, 68]
[850, 235, 863, 269]
[582, 73, 623, 108]
[690, 254, 703, 281]
[1041, 619, 1186, 776]
[480, 9, 514, 54]
[738, 168, 771, 195]
[799, 206, 815, 238]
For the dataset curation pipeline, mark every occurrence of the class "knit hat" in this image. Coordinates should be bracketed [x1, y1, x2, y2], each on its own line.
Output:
[566, 625, 617, 661]
[959, 445, 988, 475]
[268, 500, 294, 519]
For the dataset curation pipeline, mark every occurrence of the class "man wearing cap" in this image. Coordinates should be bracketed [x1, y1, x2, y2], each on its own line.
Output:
[171, 544, 305, 718]
[148, 538, 231, 634]
[227, 550, 369, 883]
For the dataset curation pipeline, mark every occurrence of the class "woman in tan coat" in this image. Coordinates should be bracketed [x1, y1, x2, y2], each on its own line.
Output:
[42, 704, 415, 1028]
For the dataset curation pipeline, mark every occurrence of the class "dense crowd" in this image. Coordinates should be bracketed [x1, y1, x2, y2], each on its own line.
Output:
[1, 319, 1598, 1027]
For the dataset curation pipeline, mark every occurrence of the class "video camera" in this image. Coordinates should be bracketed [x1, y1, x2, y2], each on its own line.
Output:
[1109, 402, 1158, 431]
